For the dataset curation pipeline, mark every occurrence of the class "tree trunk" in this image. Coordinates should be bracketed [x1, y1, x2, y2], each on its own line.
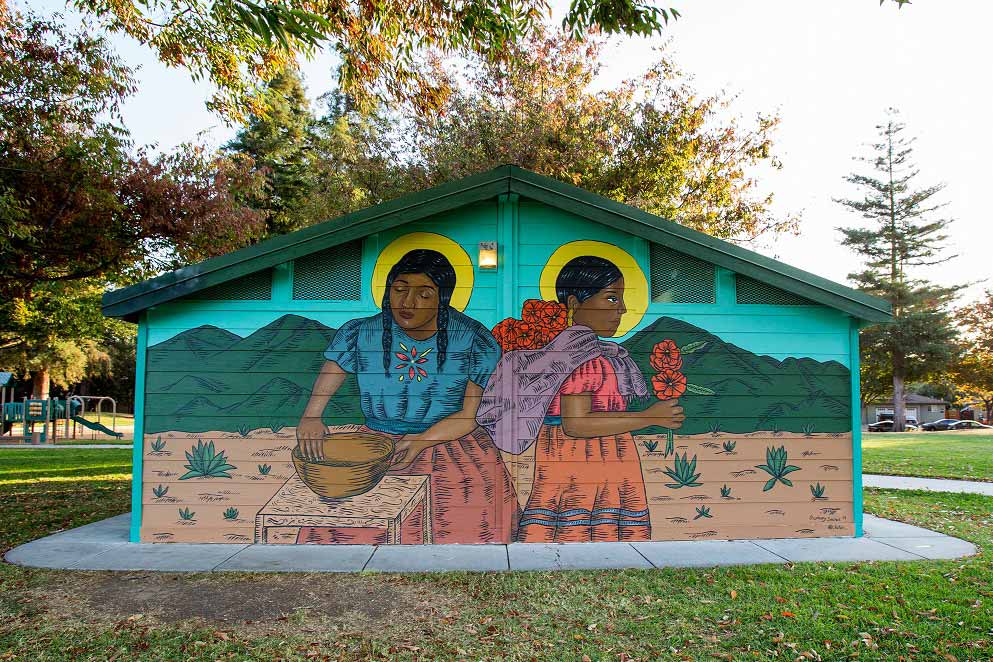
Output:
[984, 399, 992, 425]
[892, 372, 905, 433]
[31, 368, 50, 399]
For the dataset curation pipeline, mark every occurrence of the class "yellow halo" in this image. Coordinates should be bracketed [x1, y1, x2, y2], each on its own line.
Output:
[372, 232, 474, 312]
[539, 241, 648, 338]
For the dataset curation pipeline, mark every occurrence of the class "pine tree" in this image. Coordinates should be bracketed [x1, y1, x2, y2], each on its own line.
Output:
[836, 109, 960, 431]
[225, 68, 315, 236]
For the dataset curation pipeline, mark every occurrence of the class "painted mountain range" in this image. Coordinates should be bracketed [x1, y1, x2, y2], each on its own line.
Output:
[144, 313, 850, 435]
[144, 315, 362, 434]
[621, 317, 851, 435]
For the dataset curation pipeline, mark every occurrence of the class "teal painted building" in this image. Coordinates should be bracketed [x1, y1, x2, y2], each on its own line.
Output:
[104, 166, 890, 546]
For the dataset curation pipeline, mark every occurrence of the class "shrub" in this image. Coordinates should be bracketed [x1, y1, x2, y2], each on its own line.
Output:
[720, 484, 732, 498]
[810, 483, 827, 500]
[178, 507, 195, 521]
[720, 440, 736, 454]
[643, 440, 659, 453]
[222, 507, 239, 520]
[152, 484, 168, 498]
[150, 437, 166, 452]
[694, 505, 712, 520]
[258, 463, 272, 475]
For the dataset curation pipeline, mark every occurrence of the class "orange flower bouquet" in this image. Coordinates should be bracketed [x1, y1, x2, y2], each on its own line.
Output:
[648, 338, 714, 456]
[491, 299, 569, 352]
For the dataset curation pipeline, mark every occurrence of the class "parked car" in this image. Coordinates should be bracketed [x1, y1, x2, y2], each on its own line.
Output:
[947, 420, 992, 430]
[867, 420, 920, 432]
[921, 418, 960, 431]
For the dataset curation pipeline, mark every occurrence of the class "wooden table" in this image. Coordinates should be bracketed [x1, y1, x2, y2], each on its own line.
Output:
[255, 474, 432, 545]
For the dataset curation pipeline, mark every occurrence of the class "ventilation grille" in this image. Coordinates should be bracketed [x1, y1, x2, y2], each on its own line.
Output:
[191, 269, 272, 300]
[293, 241, 362, 300]
[650, 243, 716, 304]
[735, 275, 816, 305]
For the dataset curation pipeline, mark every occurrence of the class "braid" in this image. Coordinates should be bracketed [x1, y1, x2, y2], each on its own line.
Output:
[436, 304, 449, 368]
[381, 289, 393, 376]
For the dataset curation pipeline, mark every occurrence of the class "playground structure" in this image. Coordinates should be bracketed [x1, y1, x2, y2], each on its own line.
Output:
[0, 384, 125, 444]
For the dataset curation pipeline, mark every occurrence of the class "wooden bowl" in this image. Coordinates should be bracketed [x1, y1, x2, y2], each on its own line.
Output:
[292, 432, 395, 499]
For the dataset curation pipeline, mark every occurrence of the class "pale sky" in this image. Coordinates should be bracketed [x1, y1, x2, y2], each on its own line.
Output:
[27, 0, 993, 302]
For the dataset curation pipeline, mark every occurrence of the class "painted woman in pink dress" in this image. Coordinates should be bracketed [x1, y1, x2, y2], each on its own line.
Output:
[478, 255, 685, 542]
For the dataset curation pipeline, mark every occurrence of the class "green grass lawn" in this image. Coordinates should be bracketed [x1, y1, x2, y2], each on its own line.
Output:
[862, 430, 993, 482]
[1, 448, 991, 660]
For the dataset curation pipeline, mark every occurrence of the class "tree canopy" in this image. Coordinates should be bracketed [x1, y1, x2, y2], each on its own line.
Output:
[71, 0, 678, 120]
[227, 30, 797, 243]
[0, 7, 263, 395]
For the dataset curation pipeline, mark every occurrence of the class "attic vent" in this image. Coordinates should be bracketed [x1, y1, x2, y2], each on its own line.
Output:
[191, 269, 272, 300]
[735, 275, 816, 306]
[293, 241, 362, 300]
[649, 244, 716, 304]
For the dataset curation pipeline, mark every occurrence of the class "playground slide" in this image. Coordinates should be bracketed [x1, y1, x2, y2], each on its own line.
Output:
[71, 415, 124, 439]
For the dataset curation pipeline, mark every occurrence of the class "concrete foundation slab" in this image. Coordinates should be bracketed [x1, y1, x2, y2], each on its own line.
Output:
[874, 536, 978, 560]
[365, 544, 509, 572]
[216, 544, 375, 572]
[631, 539, 787, 568]
[862, 514, 944, 538]
[5, 512, 977, 573]
[73, 543, 248, 572]
[4, 541, 114, 569]
[753, 536, 924, 562]
[509, 542, 652, 571]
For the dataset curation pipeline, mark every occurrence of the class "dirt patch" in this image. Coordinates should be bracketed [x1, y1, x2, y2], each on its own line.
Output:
[23, 570, 459, 637]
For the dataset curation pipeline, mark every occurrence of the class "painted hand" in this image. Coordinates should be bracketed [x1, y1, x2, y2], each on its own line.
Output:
[296, 417, 328, 461]
[390, 437, 433, 471]
[646, 399, 686, 430]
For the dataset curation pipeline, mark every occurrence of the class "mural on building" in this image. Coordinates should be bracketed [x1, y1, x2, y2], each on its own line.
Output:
[140, 236, 855, 544]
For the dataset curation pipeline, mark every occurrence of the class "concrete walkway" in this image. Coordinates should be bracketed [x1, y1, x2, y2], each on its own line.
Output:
[4, 513, 977, 573]
[0, 443, 132, 449]
[864, 474, 993, 496]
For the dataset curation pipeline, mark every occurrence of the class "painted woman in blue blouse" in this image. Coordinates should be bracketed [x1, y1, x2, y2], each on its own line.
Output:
[296, 249, 519, 543]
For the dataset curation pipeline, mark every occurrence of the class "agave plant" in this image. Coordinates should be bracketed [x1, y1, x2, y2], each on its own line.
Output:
[720, 484, 732, 498]
[643, 440, 659, 453]
[801, 422, 815, 438]
[258, 463, 272, 476]
[662, 453, 703, 489]
[708, 421, 723, 436]
[237, 423, 253, 438]
[720, 440, 737, 455]
[150, 437, 166, 452]
[180, 440, 236, 480]
[756, 446, 801, 491]
[694, 505, 712, 520]
[810, 483, 827, 500]
[152, 484, 169, 498]
[222, 507, 239, 520]
[178, 507, 195, 521]
[268, 422, 285, 434]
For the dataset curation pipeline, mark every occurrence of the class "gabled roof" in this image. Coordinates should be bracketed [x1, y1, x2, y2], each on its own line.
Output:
[102, 165, 892, 323]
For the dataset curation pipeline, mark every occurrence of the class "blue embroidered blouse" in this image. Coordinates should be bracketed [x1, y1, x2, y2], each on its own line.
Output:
[324, 310, 500, 435]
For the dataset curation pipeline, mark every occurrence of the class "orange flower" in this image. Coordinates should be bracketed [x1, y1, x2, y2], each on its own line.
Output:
[491, 318, 518, 352]
[652, 369, 687, 400]
[514, 321, 540, 350]
[650, 339, 682, 371]
[522, 299, 568, 331]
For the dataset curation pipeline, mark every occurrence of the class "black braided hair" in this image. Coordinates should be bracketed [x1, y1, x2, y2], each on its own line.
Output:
[381, 249, 456, 375]
[555, 255, 624, 305]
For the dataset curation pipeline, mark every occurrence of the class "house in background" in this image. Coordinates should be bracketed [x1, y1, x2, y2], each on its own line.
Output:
[102, 165, 891, 546]
[862, 393, 950, 426]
